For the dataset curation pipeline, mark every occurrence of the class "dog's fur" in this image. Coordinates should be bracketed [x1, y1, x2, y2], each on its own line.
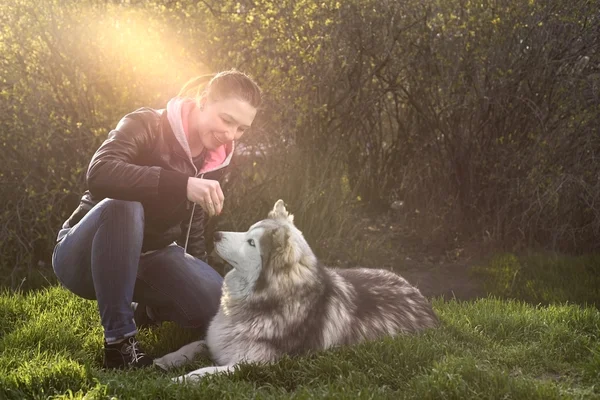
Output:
[154, 200, 439, 382]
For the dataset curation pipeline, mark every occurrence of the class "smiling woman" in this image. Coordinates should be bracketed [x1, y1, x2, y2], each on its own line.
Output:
[51, 68, 263, 370]
[174, 71, 262, 214]
[187, 96, 257, 155]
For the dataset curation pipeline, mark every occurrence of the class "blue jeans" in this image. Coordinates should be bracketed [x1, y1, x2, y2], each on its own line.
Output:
[52, 198, 223, 342]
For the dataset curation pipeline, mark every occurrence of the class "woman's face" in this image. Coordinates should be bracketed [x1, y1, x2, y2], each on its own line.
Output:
[192, 97, 257, 150]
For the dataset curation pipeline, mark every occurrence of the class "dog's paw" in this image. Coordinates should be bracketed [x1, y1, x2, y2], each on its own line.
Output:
[153, 358, 169, 371]
[171, 372, 203, 384]
[154, 353, 181, 371]
[170, 365, 234, 383]
[154, 340, 208, 371]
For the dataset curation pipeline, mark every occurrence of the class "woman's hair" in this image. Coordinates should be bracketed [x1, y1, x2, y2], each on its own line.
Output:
[178, 69, 262, 109]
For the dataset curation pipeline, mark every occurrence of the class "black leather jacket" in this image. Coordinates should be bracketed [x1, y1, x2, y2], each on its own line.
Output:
[58, 107, 231, 260]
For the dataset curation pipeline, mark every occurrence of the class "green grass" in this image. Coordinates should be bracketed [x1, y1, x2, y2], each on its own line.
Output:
[473, 252, 600, 307]
[1, 286, 598, 399]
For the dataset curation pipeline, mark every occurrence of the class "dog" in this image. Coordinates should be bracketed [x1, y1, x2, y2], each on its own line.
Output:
[154, 200, 439, 382]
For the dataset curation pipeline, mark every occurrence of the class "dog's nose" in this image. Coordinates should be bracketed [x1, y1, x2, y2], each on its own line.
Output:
[213, 231, 223, 242]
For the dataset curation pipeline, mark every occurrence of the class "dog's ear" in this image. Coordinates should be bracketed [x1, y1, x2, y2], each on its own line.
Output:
[268, 199, 294, 224]
[270, 225, 299, 265]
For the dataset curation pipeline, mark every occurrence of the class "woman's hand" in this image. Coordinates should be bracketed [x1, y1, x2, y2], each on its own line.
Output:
[186, 177, 224, 217]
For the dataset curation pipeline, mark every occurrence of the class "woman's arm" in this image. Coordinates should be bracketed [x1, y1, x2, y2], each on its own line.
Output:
[86, 109, 188, 204]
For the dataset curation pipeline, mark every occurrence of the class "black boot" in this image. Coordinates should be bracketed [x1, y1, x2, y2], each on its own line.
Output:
[103, 336, 154, 369]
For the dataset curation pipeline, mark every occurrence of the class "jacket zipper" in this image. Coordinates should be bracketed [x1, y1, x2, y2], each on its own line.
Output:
[183, 171, 204, 253]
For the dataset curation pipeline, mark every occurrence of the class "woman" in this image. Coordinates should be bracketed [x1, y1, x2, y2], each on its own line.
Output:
[52, 69, 262, 369]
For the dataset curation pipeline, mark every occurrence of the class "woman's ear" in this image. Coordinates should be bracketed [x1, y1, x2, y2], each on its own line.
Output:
[198, 96, 207, 111]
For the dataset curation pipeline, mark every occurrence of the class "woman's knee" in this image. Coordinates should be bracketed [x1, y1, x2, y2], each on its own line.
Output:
[98, 199, 144, 226]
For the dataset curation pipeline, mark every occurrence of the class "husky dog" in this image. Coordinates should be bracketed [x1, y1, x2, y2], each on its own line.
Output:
[154, 200, 439, 382]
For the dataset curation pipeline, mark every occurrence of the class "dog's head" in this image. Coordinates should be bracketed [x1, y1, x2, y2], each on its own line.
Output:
[213, 200, 317, 292]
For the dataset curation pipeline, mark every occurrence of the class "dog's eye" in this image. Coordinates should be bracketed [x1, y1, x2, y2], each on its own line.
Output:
[247, 239, 255, 247]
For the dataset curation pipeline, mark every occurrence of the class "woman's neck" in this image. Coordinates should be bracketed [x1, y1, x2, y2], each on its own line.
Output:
[188, 133, 205, 158]
[184, 104, 204, 158]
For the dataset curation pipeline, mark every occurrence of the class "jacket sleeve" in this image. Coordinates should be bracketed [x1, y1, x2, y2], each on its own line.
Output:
[178, 204, 208, 261]
[86, 109, 189, 205]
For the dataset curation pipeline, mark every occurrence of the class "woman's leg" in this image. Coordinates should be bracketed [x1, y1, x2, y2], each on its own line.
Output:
[133, 245, 223, 334]
[52, 198, 145, 342]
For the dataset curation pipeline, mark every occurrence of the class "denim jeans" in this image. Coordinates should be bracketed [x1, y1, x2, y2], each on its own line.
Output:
[52, 198, 223, 343]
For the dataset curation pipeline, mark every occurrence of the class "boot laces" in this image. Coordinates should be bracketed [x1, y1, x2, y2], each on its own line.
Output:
[124, 337, 146, 363]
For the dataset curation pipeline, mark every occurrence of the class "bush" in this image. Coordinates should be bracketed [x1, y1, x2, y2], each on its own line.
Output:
[1, 0, 598, 290]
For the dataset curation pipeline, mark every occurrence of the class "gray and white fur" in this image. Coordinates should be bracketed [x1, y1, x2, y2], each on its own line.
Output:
[154, 200, 439, 382]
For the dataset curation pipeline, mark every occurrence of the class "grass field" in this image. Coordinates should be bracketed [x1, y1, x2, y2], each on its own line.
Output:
[1, 282, 599, 399]
[473, 252, 600, 308]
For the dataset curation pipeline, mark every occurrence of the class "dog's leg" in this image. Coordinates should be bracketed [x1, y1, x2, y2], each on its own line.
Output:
[172, 365, 236, 383]
[154, 340, 208, 370]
